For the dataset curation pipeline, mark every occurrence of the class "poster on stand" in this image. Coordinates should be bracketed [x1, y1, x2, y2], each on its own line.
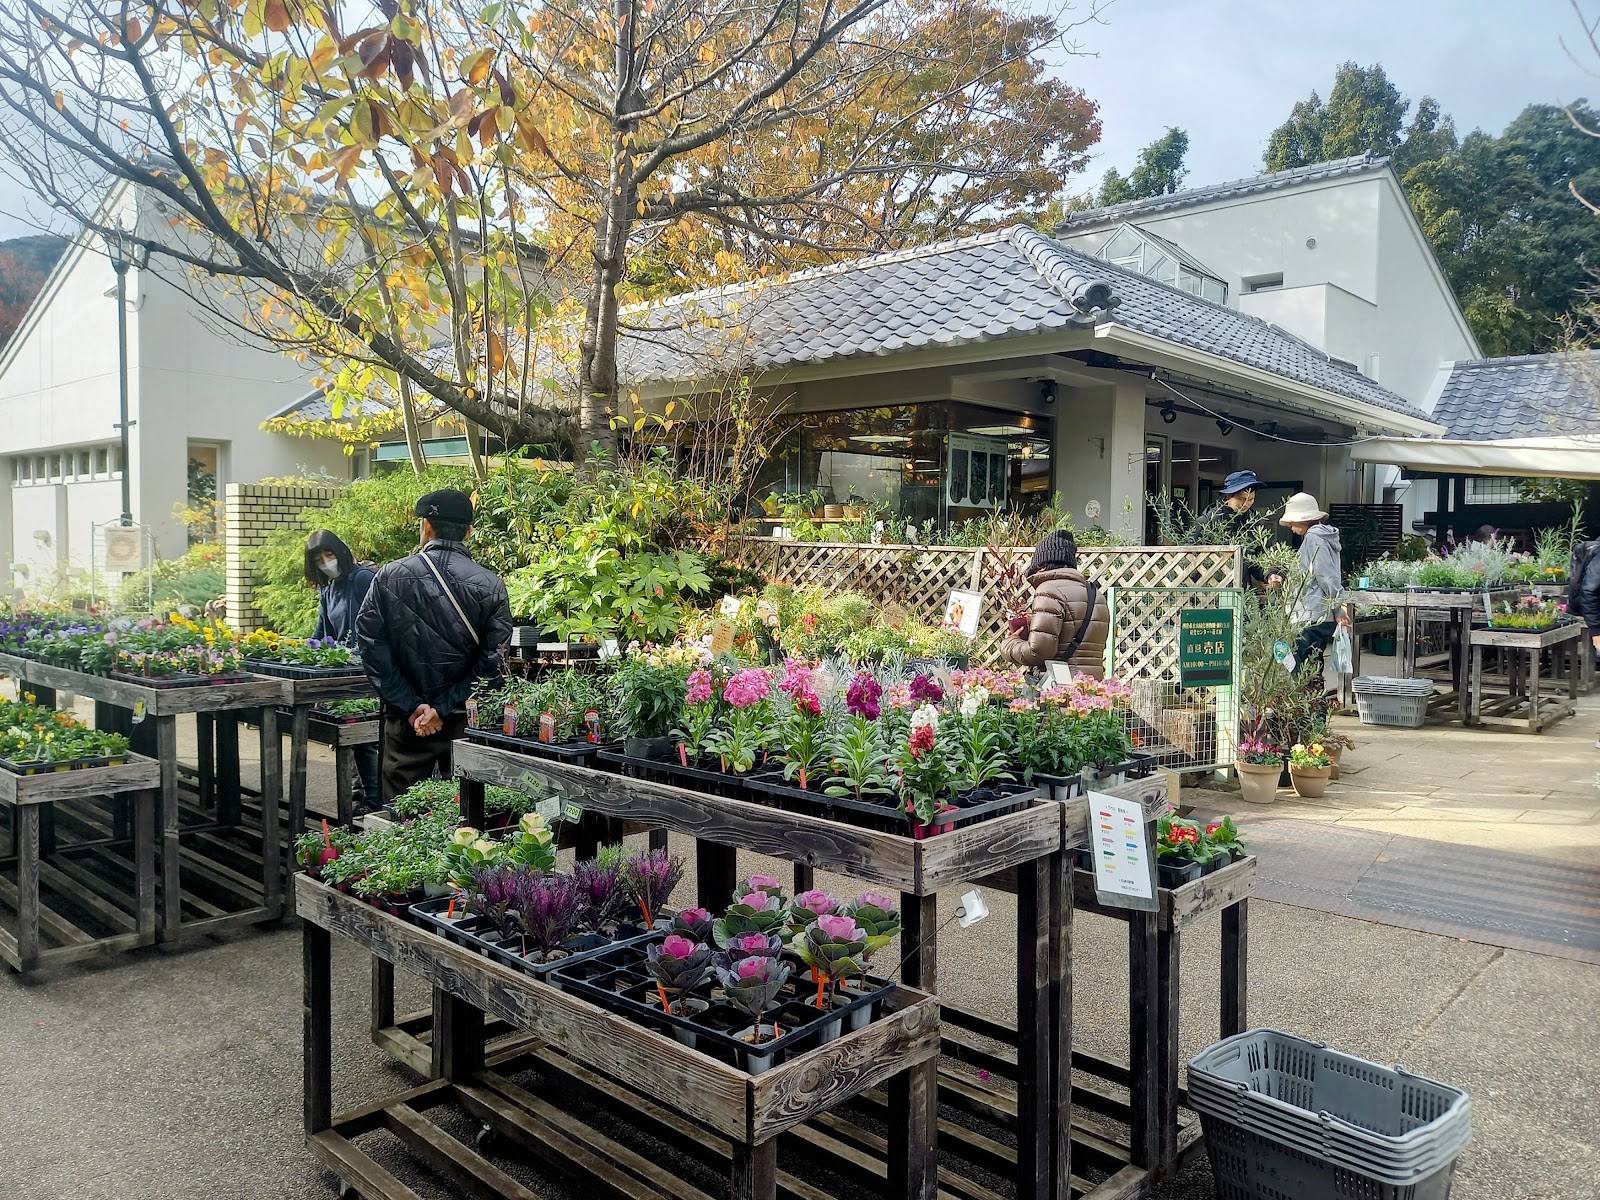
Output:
[942, 589, 984, 639]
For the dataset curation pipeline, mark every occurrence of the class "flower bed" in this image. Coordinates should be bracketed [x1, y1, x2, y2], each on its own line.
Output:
[239, 631, 363, 678]
[1484, 595, 1566, 631]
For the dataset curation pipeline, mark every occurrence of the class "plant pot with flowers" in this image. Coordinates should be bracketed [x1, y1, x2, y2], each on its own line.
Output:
[1200, 816, 1246, 874]
[705, 667, 775, 775]
[1307, 722, 1355, 779]
[1155, 815, 1215, 887]
[646, 934, 713, 1046]
[794, 913, 870, 1044]
[1287, 741, 1334, 798]
[713, 954, 793, 1072]
[896, 704, 958, 837]
[1235, 735, 1285, 804]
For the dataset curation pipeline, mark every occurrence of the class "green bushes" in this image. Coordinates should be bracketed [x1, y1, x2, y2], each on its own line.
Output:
[120, 542, 225, 612]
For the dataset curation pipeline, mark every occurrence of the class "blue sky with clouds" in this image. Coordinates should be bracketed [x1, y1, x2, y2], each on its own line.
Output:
[0, 0, 1592, 241]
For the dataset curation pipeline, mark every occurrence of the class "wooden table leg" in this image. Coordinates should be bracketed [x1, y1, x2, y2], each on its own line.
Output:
[1052, 850, 1073, 1199]
[16, 804, 40, 972]
[289, 704, 311, 839]
[1469, 643, 1483, 725]
[1128, 910, 1160, 1171]
[304, 919, 333, 1135]
[218, 714, 241, 826]
[899, 892, 939, 989]
[135, 788, 157, 947]
[1156, 925, 1182, 1175]
[334, 747, 355, 827]
[1455, 611, 1472, 720]
[1016, 856, 1051, 1200]
[157, 714, 182, 940]
[197, 712, 215, 811]
[432, 987, 486, 1082]
[575, 811, 601, 861]
[371, 956, 396, 1039]
[1569, 638, 1581, 703]
[1529, 650, 1542, 729]
[1221, 898, 1249, 1038]
[729, 1140, 777, 1200]
[792, 862, 815, 894]
[887, 1057, 938, 1200]
[696, 840, 737, 912]
[648, 828, 668, 853]
[260, 707, 283, 915]
[459, 778, 485, 829]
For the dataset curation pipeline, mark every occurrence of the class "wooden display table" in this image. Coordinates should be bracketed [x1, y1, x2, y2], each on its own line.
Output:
[0, 755, 162, 973]
[1468, 622, 1586, 732]
[269, 673, 376, 839]
[1351, 589, 1518, 720]
[454, 744, 1075, 1200]
[0, 654, 287, 941]
[299, 875, 941, 1200]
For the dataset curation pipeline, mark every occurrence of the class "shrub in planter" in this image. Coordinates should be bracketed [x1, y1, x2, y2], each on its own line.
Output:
[1235, 736, 1284, 804]
[1287, 741, 1334, 798]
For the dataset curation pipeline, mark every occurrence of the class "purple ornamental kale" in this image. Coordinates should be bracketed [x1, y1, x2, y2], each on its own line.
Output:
[572, 857, 626, 932]
[620, 848, 685, 926]
[516, 872, 585, 958]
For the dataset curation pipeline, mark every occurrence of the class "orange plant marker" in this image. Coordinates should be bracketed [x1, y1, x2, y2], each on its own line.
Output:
[815, 974, 826, 1008]
[656, 982, 674, 1013]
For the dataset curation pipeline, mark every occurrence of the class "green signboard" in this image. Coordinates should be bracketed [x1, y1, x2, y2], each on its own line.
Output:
[1178, 608, 1235, 687]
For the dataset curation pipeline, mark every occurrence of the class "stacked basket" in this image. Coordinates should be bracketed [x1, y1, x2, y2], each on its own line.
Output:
[1352, 676, 1436, 728]
[1188, 1029, 1472, 1200]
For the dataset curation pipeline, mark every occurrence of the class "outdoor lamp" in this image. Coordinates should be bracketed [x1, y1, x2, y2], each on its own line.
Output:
[103, 223, 150, 528]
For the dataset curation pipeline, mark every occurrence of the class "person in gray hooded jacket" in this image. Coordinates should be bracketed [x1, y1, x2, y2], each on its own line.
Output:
[1272, 492, 1350, 674]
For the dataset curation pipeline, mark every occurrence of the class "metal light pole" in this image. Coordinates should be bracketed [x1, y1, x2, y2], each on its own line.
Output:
[102, 227, 148, 527]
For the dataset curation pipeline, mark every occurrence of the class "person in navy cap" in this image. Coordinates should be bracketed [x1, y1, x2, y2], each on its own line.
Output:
[1189, 469, 1268, 586]
[356, 488, 513, 801]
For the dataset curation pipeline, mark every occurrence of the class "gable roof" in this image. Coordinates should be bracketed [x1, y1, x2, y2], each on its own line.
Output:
[1052, 153, 1390, 235]
[618, 224, 1430, 426]
[1431, 351, 1600, 441]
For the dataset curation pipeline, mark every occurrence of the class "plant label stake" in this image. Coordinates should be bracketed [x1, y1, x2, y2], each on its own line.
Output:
[954, 889, 989, 928]
[503, 704, 518, 737]
[538, 711, 555, 743]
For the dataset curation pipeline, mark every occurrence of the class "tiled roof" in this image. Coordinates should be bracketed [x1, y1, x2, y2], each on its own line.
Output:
[1432, 352, 1600, 441]
[1052, 154, 1390, 235]
[617, 224, 1429, 423]
[270, 387, 394, 422]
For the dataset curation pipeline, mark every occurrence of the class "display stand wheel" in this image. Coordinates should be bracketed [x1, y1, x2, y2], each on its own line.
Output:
[474, 1123, 497, 1153]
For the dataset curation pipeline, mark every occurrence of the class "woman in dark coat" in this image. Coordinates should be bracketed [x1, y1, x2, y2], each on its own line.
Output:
[305, 531, 380, 809]
[1001, 530, 1110, 678]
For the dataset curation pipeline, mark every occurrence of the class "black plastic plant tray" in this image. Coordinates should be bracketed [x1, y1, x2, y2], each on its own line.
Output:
[0, 753, 127, 775]
[410, 895, 655, 981]
[464, 726, 607, 762]
[744, 771, 1040, 835]
[245, 659, 365, 680]
[550, 936, 897, 1069]
[109, 670, 257, 689]
[308, 708, 380, 724]
[596, 749, 763, 800]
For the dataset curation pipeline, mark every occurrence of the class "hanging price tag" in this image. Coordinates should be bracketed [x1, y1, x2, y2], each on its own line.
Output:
[535, 795, 563, 822]
[465, 698, 479, 728]
[584, 709, 602, 744]
[132, 700, 147, 725]
[561, 799, 584, 823]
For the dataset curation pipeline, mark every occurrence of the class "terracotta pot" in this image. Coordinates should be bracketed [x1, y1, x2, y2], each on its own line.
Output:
[1236, 760, 1282, 804]
[823, 503, 845, 520]
[1327, 745, 1344, 780]
[1288, 763, 1333, 799]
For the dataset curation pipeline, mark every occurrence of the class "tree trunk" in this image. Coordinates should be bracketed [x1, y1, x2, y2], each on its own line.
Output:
[399, 376, 428, 474]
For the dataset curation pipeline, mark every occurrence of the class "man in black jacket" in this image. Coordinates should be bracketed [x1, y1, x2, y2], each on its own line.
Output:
[1570, 539, 1600, 749]
[356, 488, 513, 803]
[1189, 468, 1268, 588]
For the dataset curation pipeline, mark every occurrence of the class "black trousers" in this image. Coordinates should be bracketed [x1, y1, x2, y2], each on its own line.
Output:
[1294, 620, 1337, 676]
[380, 712, 469, 804]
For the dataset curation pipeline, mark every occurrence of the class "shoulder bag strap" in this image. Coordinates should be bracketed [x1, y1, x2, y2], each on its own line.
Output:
[1055, 583, 1099, 663]
[418, 549, 481, 646]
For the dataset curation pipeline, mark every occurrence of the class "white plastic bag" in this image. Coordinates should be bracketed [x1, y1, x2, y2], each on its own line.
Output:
[1331, 625, 1354, 675]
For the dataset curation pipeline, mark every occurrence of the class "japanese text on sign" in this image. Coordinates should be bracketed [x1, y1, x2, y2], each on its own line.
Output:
[1178, 607, 1235, 687]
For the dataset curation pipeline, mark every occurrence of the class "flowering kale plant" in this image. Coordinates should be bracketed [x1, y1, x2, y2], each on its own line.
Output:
[844, 892, 901, 957]
[445, 825, 501, 888]
[713, 889, 788, 945]
[506, 811, 556, 872]
[647, 934, 712, 1010]
[795, 913, 869, 1004]
[671, 906, 714, 941]
[517, 872, 586, 958]
[714, 956, 793, 1031]
[717, 930, 784, 966]
[786, 889, 842, 938]
[572, 856, 626, 932]
[620, 847, 685, 927]
[736, 873, 787, 899]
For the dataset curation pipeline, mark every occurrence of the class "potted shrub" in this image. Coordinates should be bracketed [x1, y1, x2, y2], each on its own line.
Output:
[610, 651, 688, 759]
[1287, 741, 1334, 798]
[1235, 736, 1284, 804]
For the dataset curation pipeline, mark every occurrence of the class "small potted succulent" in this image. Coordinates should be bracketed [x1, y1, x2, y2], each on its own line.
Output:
[1235, 735, 1284, 804]
[714, 955, 793, 1073]
[646, 934, 713, 1043]
[1287, 741, 1334, 798]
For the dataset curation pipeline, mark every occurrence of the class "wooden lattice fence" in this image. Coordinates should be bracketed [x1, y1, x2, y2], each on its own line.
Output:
[716, 538, 1244, 665]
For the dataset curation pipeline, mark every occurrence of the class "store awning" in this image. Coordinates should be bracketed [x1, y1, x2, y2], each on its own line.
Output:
[1351, 435, 1600, 479]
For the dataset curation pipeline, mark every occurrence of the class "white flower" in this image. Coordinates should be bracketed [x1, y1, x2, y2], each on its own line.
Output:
[910, 703, 940, 732]
[959, 685, 990, 717]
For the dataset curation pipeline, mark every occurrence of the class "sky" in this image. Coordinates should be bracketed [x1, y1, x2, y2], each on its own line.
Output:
[1056, 0, 1592, 195]
[0, 0, 1592, 241]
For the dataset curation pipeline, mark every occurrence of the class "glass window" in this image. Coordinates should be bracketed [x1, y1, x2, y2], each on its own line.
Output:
[1102, 227, 1144, 260]
[13, 458, 23, 483]
[96, 448, 109, 475]
[34, 456, 45, 480]
[1465, 476, 1519, 504]
[76, 451, 90, 477]
[111, 448, 121, 474]
[49, 454, 61, 479]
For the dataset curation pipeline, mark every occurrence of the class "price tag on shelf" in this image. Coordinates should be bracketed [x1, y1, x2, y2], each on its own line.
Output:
[560, 799, 584, 824]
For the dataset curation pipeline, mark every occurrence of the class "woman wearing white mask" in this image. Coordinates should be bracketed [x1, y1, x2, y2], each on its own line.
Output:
[305, 530, 380, 809]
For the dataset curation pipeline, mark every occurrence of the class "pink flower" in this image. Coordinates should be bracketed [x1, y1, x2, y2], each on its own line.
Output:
[796, 889, 839, 915]
[846, 671, 883, 720]
[735, 933, 773, 952]
[1009, 697, 1037, 712]
[723, 668, 774, 710]
[736, 957, 771, 979]
[886, 683, 912, 709]
[909, 674, 943, 704]
[686, 669, 716, 706]
[778, 657, 815, 698]
[745, 874, 783, 892]
[815, 914, 862, 942]
[660, 934, 698, 959]
[738, 891, 779, 911]
[856, 892, 896, 913]
[909, 724, 935, 756]
[678, 907, 711, 925]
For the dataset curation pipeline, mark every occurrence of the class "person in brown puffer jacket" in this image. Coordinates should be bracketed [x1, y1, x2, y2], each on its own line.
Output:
[1001, 530, 1110, 677]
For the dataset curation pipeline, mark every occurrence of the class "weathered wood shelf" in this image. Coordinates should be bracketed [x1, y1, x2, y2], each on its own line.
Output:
[272, 675, 376, 838]
[0, 755, 161, 973]
[1468, 622, 1584, 732]
[1350, 588, 1521, 721]
[300, 875, 942, 1200]
[0, 653, 288, 941]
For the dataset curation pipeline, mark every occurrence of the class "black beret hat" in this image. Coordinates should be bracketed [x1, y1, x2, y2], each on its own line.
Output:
[415, 488, 474, 525]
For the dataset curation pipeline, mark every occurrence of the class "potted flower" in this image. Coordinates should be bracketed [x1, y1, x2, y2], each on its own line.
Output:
[610, 648, 690, 759]
[714, 955, 793, 1072]
[620, 847, 684, 928]
[1203, 816, 1246, 871]
[1287, 741, 1334, 798]
[1235, 735, 1284, 804]
[776, 659, 829, 790]
[506, 812, 557, 872]
[1307, 721, 1356, 779]
[713, 888, 788, 944]
[707, 666, 774, 774]
[1155, 816, 1213, 888]
[786, 888, 843, 938]
[671, 906, 714, 941]
[646, 934, 713, 1043]
[794, 913, 870, 1040]
[896, 704, 957, 836]
[675, 667, 721, 765]
[824, 675, 892, 801]
[573, 857, 628, 933]
[516, 874, 587, 965]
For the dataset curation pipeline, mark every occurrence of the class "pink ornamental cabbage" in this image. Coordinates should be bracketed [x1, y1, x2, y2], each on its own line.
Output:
[735, 932, 775, 952]
[677, 906, 711, 924]
[814, 914, 863, 942]
[856, 892, 896, 914]
[660, 934, 698, 959]
[744, 874, 784, 893]
[796, 889, 840, 915]
[739, 891, 781, 911]
[736, 956, 771, 980]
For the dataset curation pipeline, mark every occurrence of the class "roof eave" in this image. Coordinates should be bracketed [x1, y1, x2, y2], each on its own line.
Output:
[1094, 323, 1443, 437]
